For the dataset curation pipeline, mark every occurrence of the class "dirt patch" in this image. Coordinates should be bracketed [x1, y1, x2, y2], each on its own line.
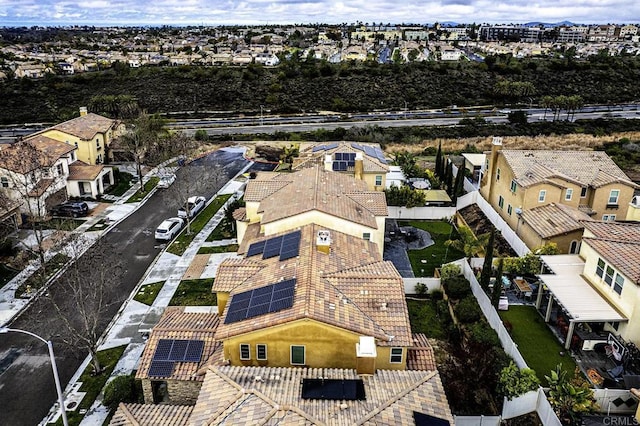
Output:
[458, 204, 517, 257]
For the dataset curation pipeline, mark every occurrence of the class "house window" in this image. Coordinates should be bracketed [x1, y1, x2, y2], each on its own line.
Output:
[538, 190, 546, 202]
[363, 232, 371, 240]
[70, 152, 75, 161]
[240, 344, 250, 360]
[375, 175, 382, 186]
[614, 274, 624, 295]
[580, 187, 587, 198]
[96, 138, 100, 147]
[507, 204, 512, 216]
[569, 240, 579, 254]
[498, 195, 504, 209]
[596, 258, 605, 278]
[390, 347, 403, 363]
[510, 180, 517, 193]
[608, 190, 620, 205]
[604, 266, 615, 286]
[565, 188, 573, 201]
[256, 344, 267, 361]
[602, 215, 616, 222]
[56, 164, 64, 176]
[291, 345, 305, 365]
[496, 168, 501, 181]
[0, 177, 8, 188]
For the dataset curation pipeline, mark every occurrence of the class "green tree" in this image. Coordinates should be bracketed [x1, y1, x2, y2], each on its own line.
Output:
[546, 365, 598, 425]
[435, 142, 442, 176]
[103, 375, 139, 410]
[445, 226, 489, 261]
[491, 257, 504, 308]
[479, 228, 496, 291]
[498, 361, 540, 400]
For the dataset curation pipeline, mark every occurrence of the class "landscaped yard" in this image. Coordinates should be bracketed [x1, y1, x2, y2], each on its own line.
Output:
[399, 220, 464, 277]
[105, 171, 134, 198]
[169, 279, 217, 306]
[406, 297, 452, 339]
[167, 194, 232, 256]
[197, 244, 238, 254]
[500, 305, 578, 385]
[133, 281, 164, 305]
[206, 216, 235, 241]
[125, 177, 159, 203]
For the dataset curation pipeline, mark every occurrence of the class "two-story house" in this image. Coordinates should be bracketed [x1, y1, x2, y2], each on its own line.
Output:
[35, 107, 125, 165]
[480, 138, 638, 253]
[293, 142, 389, 191]
[536, 221, 640, 349]
[234, 165, 388, 256]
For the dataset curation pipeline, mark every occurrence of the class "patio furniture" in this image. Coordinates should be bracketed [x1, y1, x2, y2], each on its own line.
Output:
[498, 296, 509, 311]
[587, 368, 604, 386]
[514, 278, 532, 298]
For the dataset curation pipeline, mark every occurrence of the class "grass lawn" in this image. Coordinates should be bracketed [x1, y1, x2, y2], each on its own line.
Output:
[167, 194, 232, 256]
[169, 279, 217, 306]
[399, 220, 465, 277]
[53, 345, 126, 426]
[0, 264, 20, 289]
[15, 253, 70, 298]
[106, 172, 134, 197]
[197, 244, 239, 254]
[133, 281, 164, 305]
[125, 177, 159, 203]
[500, 305, 578, 385]
[406, 297, 452, 339]
[41, 218, 85, 230]
[206, 217, 235, 241]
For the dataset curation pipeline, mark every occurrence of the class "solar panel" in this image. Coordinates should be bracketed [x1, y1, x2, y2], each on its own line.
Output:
[169, 339, 189, 361]
[311, 145, 326, 152]
[332, 162, 341, 171]
[413, 412, 450, 426]
[224, 279, 296, 324]
[301, 379, 366, 400]
[262, 236, 283, 259]
[148, 360, 175, 377]
[279, 249, 298, 261]
[335, 152, 343, 161]
[363, 145, 376, 157]
[153, 339, 173, 361]
[351, 143, 363, 151]
[325, 142, 338, 150]
[247, 240, 266, 257]
[347, 161, 355, 167]
[184, 340, 205, 362]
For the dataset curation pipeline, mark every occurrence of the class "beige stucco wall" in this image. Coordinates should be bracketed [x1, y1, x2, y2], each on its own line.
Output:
[627, 204, 640, 222]
[41, 126, 120, 165]
[590, 182, 634, 220]
[362, 171, 386, 192]
[517, 221, 582, 253]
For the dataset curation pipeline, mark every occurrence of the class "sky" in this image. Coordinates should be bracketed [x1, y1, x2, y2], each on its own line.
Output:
[0, 0, 638, 27]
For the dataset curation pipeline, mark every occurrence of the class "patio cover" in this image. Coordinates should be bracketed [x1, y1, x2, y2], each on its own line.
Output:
[539, 255, 627, 323]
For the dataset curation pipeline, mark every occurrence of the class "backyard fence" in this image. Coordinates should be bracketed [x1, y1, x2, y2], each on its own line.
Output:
[593, 388, 639, 414]
[403, 277, 441, 294]
[387, 206, 456, 220]
[454, 415, 501, 425]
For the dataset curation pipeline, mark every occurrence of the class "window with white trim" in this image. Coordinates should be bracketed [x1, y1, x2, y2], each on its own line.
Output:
[565, 188, 573, 201]
[375, 175, 382, 186]
[496, 168, 501, 181]
[614, 274, 624, 295]
[608, 189, 620, 205]
[362, 232, 371, 241]
[605, 266, 615, 286]
[602, 215, 616, 222]
[256, 344, 267, 361]
[240, 344, 250, 360]
[390, 347, 403, 363]
[291, 345, 305, 365]
[510, 180, 517, 193]
[56, 163, 64, 176]
[498, 195, 504, 209]
[596, 258, 605, 278]
[538, 190, 546, 202]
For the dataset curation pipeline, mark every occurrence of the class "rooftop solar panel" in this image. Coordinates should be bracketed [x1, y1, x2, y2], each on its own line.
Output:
[153, 339, 173, 361]
[246, 240, 266, 257]
[351, 143, 363, 151]
[335, 153, 343, 161]
[169, 340, 189, 361]
[332, 162, 341, 171]
[148, 360, 175, 377]
[311, 145, 326, 152]
[184, 340, 205, 362]
[224, 279, 296, 324]
[301, 379, 366, 400]
[325, 142, 338, 150]
[279, 249, 298, 261]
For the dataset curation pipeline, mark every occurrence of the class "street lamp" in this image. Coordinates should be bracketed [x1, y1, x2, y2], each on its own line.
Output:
[260, 105, 264, 126]
[0, 327, 69, 426]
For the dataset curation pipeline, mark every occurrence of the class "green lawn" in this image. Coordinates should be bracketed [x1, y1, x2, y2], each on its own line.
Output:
[133, 281, 164, 305]
[53, 345, 126, 426]
[500, 305, 578, 385]
[167, 194, 232, 256]
[205, 216, 235, 241]
[197, 244, 239, 254]
[169, 279, 217, 306]
[406, 297, 452, 339]
[125, 177, 159, 203]
[15, 253, 70, 298]
[399, 220, 465, 277]
[41, 218, 85, 230]
[105, 172, 134, 197]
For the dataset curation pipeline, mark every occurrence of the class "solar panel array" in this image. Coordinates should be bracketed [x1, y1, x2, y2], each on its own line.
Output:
[311, 142, 339, 152]
[148, 339, 205, 378]
[301, 379, 366, 400]
[224, 279, 296, 324]
[246, 230, 301, 261]
[350, 143, 387, 164]
[332, 161, 349, 171]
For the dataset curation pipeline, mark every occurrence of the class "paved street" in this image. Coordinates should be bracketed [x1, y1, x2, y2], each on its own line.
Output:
[0, 149, 248, 426]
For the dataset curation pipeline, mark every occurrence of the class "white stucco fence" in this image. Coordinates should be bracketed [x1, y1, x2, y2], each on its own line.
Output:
[403, 277, 441, 294]
[387, 206, 456, 220]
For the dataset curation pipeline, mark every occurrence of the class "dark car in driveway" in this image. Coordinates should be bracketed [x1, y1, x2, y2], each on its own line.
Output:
[49, 201, 89, 217]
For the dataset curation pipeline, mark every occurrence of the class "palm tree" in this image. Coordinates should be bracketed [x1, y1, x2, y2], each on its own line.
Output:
[541, 95, 554, 120]
[445, 225, 490, 261]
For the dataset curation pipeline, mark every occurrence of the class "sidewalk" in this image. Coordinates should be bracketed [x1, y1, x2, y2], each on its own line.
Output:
[70, 160, 252, 426]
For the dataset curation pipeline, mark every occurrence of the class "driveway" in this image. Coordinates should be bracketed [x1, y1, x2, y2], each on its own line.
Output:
[0, 149, 248, 426]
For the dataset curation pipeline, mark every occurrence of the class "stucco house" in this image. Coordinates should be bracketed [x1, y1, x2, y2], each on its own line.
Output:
[66, 161, 114, 199]
[536, 221, 640, 349]
[234, 165, 388, 256]
[480, 138, 638, 252]
[35, 107, 125, 165]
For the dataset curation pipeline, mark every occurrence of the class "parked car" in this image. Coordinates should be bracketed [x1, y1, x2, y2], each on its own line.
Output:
[49, 202, 89, 218]
[178, 196, 206, 219]
[157, 174, 176, 189]
[155, 217, 185, 241]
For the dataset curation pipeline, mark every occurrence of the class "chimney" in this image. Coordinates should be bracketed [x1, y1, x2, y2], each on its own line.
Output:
[486, 137, 503, 203]
[79, 106, 88, 117]
[354, 152, 364, 180]
[324, 154, 333, 172]
[356, 336, 377, 375]
[317, 230, 331, 254]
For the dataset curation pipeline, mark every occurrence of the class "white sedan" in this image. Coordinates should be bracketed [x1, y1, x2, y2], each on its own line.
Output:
[155, 217, 185, 241]
[157, 174, 176, 189]
[178, 196, 206, 219]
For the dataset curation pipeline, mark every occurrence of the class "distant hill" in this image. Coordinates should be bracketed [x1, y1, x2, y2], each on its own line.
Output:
[524, 21, 578, 27]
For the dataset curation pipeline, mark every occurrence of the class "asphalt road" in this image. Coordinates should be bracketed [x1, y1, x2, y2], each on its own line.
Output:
[0, 149, 248, 426]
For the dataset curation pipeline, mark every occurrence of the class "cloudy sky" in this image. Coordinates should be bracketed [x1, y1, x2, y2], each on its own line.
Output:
[0, 0, 638, 27]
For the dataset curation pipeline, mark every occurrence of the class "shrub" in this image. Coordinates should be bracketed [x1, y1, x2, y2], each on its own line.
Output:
[440, 263, 461, 280]
[443, 276, 471, 300]
[431, 289, 444, 300]
[414, 282, 427, 295]
[0, 240, 16, 257]
[467, 321, 500, 346]
[103, 375, 138, 410]
[498, 361, 540, 400]
[455, 295, 482, 323]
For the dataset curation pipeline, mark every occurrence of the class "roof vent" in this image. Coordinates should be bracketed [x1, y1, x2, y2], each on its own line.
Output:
[317, 230, 331, 254]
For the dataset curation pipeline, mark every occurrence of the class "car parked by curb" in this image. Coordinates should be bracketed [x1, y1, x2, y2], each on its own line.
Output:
[157, 174, 176, 189]
[49, 201, 89, 218]
[155, 217, 185, 241]
[178, 196, 206, 219]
